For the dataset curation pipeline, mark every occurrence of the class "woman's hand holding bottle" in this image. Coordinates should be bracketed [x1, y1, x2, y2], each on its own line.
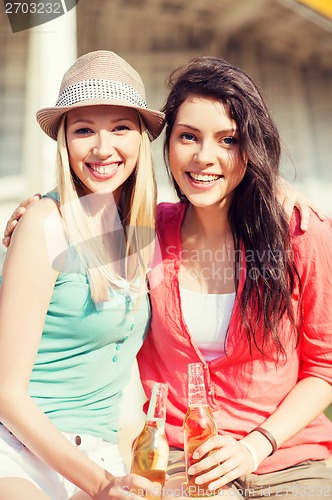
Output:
[186, 431, 274, 492]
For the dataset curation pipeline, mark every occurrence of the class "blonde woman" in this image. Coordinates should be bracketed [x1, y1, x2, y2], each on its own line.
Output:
[0, 50, 164, 500]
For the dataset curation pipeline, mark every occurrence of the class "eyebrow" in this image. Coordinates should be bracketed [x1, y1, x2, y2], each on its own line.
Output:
[68, 117, 136, 126]
[174, 123, 238, 134]
[68, 118, 95, 125]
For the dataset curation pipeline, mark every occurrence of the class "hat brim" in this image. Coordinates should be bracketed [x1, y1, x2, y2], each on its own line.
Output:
[36, 98, 165, 141]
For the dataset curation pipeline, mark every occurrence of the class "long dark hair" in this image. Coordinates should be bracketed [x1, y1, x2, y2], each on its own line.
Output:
[162, 56, 302, 358]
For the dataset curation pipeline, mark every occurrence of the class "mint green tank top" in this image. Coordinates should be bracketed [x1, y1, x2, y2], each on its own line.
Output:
[30, 272, 150, 443]
[6, 192, 151, 444]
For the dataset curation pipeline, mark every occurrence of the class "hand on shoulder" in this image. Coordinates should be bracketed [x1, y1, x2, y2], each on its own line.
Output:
[2, 194, 41, 247]
[290, 206, 330, 238]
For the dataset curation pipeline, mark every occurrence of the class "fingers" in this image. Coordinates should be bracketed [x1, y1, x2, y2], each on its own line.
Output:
[283, 194, 326, 232]
[188, 436, 255, 490]
[277, 178, 326, 230]
[96, 473, 155, 499]
[2, 215, 19, 248]
[121, 473, 157, 498]
[19, 193, 42, 208]
[206, 460, 246, 491]
[2, 235, 12, 248]
[297, 204, 309, 232]
[294, 201, 325, 232]
[4, 216, 19, 238]
[191, 435, 228, 460]
[304, 203, 325, 223]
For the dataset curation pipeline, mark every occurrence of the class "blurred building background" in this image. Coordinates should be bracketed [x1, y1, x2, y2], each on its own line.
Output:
[0, 0, 331, 465]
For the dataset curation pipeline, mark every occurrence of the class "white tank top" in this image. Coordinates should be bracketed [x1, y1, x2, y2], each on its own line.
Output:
[180, 287, 235, 361]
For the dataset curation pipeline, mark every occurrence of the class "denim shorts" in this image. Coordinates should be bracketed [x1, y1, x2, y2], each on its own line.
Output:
[0, 425, 127, 499]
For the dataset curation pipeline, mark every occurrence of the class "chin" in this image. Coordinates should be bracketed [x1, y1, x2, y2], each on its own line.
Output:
[186, 196, 222, 209]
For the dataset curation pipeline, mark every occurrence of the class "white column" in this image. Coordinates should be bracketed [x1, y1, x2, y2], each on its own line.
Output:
[22, 9, 77, 196]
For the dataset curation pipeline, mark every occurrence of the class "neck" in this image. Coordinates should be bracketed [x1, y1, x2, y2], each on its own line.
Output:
[83, 191, 118, 214]
[77, 191, 123, 243]
[185, 203, 231, 239]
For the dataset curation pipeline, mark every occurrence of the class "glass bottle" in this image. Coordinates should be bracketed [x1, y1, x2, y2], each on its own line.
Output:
[183, 362, 218, 496]
[130, 382, 169, 499]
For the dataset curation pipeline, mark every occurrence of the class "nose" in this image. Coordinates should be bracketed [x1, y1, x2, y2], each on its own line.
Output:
[92, 130, 114, 158]
[194, 140, 215, 166]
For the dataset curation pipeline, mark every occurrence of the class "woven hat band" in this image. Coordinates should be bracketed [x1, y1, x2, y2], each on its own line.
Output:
[56, 79, 148, 109]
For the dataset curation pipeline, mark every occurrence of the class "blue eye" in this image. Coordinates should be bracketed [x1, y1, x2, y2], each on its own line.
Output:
[75, 128, 93, 134]
[223, 136, 238, 145]
[114, 125, 130, 132]
[180, 132, 196, 141]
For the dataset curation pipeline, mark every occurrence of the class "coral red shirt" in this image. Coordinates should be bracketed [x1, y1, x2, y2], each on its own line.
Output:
[137, 202, 332, 474]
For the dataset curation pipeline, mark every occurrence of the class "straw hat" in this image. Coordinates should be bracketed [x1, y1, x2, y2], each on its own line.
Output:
[36, 50, 165, 141]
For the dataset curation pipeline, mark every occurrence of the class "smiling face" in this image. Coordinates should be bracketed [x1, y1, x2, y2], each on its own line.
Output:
[65, 105, 141, 203]
[169, 96, 246, 211]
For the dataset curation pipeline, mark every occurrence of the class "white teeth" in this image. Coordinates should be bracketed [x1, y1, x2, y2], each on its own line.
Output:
[89, 164, 118, 174]
[189, 172, 221, 182]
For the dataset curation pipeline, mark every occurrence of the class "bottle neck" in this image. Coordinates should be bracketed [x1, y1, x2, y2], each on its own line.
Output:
[187, 363, 208, 407]
[188, 384, 208, 407]
[146, 382, 168, 422]
[145, 418, 166, 434]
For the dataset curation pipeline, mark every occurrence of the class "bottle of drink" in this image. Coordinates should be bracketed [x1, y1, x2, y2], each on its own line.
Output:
[183, 362, 218, 496]
[130, 382, 169, 499]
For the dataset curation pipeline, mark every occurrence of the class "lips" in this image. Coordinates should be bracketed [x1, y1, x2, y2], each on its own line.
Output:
[187, 172, 222, 183]
[86, 162, 120, 175]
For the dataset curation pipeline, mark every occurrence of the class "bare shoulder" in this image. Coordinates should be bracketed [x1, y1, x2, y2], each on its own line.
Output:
[3, 196, 67, 277]
[23, 195, 61, 221]
[0, 197, 64, 289]
[12, 196, 65, 242]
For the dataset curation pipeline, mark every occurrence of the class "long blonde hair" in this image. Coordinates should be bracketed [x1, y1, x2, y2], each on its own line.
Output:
[55, 114, 157, 303]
